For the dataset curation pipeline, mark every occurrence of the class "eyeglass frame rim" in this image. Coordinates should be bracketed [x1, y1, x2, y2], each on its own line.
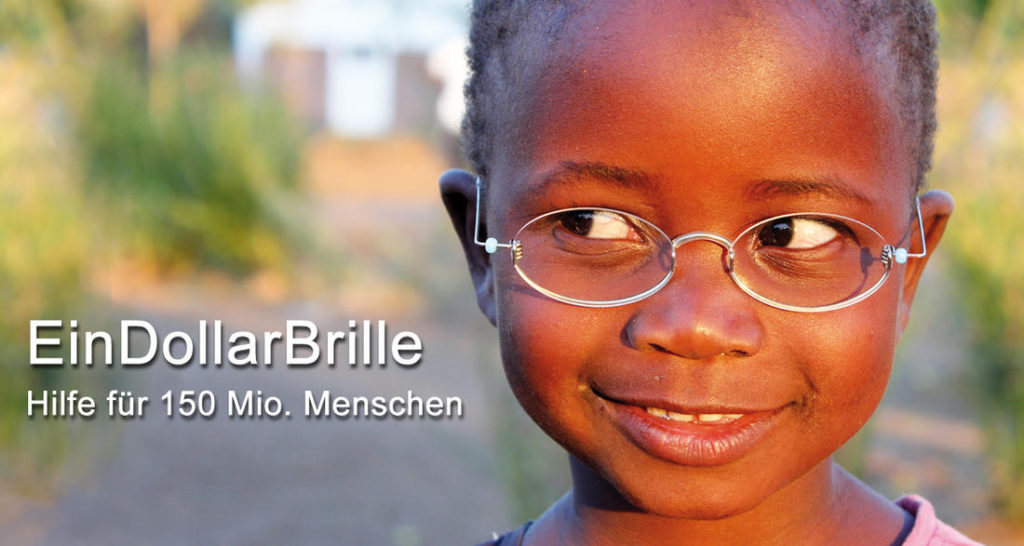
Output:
[472, 177, 928, 312]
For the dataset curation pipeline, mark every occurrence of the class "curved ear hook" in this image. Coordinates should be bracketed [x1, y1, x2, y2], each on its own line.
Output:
[892, 196, 928, 264]
[473, 177, 514, 254]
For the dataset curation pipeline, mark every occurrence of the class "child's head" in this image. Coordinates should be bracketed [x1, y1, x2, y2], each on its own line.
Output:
[442, 0, 954, 530]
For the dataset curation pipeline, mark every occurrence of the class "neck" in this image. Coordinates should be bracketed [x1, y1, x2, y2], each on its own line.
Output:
[528, 456, 908, 545]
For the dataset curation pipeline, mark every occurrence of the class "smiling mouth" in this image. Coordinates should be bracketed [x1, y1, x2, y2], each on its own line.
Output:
[593, 388, 789, 467]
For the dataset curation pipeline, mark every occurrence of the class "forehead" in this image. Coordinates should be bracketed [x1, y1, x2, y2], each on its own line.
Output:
[490, 1, 909, 218]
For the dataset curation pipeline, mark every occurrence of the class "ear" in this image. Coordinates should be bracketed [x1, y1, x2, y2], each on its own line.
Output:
[898, 189, 954, 334]
[440, 169, 498, 325]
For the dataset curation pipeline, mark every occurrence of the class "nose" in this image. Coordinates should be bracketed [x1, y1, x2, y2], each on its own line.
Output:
[625, 238, 765, 360]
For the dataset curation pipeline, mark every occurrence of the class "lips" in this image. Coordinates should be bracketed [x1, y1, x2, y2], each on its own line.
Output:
[595, 389, 788, 467]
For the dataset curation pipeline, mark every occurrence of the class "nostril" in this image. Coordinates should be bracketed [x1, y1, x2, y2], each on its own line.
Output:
[650, 343, 670, 354]
[725, 349, 750, 358]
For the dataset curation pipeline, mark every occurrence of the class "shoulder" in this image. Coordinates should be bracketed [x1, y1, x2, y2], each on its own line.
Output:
[896, 495, 983, 546]
[473, 521, 533, 546]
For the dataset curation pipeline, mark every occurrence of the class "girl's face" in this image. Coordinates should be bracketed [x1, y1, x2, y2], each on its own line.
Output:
[444, 1, 952, 520]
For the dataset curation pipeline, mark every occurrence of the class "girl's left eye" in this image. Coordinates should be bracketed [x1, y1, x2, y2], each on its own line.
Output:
[756, 217, 842, 249]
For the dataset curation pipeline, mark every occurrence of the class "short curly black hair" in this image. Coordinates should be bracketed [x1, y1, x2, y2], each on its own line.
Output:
[461, 1, 938, 193]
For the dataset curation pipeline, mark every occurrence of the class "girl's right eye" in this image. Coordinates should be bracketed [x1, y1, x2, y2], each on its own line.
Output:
[557, 210, 640, 240]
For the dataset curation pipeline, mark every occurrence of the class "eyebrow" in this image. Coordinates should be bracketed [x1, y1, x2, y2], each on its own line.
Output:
[533, 161, 654, 192]
[532, 162, 874, 206]
[743, 177, 874, 206]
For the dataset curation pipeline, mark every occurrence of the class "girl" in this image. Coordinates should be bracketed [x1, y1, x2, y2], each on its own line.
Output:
[442, 1, 979, 543]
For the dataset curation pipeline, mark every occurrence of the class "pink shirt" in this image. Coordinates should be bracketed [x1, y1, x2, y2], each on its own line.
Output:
[480, 495, 983, 545]
[897, 495, 983, 545]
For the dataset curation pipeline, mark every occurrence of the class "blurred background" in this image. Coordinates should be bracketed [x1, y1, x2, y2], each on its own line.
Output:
[0, 0, 1021, 543]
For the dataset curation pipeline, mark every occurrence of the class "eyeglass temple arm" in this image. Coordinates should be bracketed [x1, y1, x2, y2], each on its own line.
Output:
[473, 177, 513, 254]
[891, 196, 927, 264]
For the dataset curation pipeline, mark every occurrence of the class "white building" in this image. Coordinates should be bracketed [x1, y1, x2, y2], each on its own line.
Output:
[234, 0, 468, 137]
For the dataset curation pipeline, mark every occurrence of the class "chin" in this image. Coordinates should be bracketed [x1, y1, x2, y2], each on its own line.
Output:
[620, 483, 768, 521]
[573, 455, 773, 521]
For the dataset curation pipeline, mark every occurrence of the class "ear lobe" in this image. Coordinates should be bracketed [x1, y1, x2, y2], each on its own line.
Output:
[898, 189, 955, 333]
[440, 169, 498, 325]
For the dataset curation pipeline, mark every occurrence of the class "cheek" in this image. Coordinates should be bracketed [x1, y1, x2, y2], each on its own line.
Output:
[790, 287, 902, 435]
[493, 272, 617, 445]
[497, 291, 585, 406]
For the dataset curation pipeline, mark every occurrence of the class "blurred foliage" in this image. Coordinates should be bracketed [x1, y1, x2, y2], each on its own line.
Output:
[0, 54, 89, 486]
[932, 0, 1024, 520]
[1, 0, 304, 274]
[0, 0, 306, 488]
[935, 0, 1024, 52]
[77, 53, 303, 272]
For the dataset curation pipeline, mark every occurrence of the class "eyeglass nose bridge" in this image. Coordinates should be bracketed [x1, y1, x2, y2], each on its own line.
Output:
[671, 232, 733, 249]
[669, 232, 737, 272]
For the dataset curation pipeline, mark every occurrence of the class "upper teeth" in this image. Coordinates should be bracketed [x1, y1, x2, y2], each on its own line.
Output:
[646, 408, 743, 423]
